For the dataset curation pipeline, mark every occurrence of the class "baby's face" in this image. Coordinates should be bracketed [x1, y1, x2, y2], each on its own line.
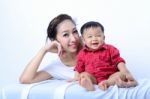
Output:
[82, 27, 105, 50]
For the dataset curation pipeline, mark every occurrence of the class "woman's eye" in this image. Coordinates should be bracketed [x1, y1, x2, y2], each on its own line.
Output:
[96, 35, 101, 37]
[63, 33, 69, 37]
[63, 33, 68, 37]
[73, 30, 78, 34]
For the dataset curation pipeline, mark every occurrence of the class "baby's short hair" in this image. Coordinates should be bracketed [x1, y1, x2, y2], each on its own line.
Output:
[80, 21, 104, 35]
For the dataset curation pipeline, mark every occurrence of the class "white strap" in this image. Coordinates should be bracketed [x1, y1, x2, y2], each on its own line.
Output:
[21, 80, 55, 99]
[53, 81, 77, 99]
[2, 88, 6, 99]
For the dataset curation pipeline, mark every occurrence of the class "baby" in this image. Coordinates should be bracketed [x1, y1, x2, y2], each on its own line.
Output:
[74, 21, 137, 91]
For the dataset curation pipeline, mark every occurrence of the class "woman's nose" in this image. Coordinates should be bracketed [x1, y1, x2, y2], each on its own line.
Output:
[70, 34, 76, 41]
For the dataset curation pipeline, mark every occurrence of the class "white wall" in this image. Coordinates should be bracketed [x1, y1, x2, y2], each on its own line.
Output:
[0, 0, 150, 84]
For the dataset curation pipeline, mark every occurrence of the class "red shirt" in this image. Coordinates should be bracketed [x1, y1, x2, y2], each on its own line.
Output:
[75, 43, 125, 84]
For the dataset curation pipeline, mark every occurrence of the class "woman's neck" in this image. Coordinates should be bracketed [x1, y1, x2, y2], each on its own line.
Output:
[60, 52, 77, 67]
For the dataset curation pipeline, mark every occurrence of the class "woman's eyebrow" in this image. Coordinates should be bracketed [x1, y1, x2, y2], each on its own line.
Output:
[62, 30, 69, 33]
[73, 27, 77, 30]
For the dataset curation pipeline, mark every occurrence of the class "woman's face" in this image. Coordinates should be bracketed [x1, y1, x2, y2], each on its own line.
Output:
[56, 20, 80, 53]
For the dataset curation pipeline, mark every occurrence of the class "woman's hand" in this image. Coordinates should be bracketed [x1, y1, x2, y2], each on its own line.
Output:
[45, 40, 62, 55]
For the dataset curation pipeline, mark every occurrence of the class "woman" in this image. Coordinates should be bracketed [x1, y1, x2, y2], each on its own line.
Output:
[19, 14, 81, 83]
[19, 14, 130, 87]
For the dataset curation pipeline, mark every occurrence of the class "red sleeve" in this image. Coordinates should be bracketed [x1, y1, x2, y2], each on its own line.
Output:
[74, 49, 85, 73]
[109, 45, 125, 66]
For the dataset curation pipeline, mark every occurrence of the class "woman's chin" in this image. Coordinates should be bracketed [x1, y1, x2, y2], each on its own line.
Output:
[69, 48, 78, 53]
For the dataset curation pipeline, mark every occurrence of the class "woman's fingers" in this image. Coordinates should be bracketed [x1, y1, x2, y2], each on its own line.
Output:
[56, 42, 62, 56]
[45, 40, 62, 54]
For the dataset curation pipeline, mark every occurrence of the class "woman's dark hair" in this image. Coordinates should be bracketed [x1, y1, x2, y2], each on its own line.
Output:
[47, 14, 76, 41]
[80, 21, 104, 35]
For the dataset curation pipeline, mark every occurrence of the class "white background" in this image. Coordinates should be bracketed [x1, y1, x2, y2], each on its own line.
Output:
[0, 0, 150, 84]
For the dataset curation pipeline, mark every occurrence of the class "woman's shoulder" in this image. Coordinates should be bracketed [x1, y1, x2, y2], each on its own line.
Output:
[41, 53, 62, 70]
[48, 53, 61, 64]
[41, 53, 61, 68]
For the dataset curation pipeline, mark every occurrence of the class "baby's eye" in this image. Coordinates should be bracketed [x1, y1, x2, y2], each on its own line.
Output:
[88, 35, 92, 38]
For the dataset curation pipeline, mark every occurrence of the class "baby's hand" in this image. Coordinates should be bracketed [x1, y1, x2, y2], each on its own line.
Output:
[124, 73, 138, 87]
[116, 72, 138, 88]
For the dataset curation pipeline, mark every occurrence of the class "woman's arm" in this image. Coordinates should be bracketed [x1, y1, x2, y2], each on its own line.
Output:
[19, 47, 52, 84]
[19, 41, 62, 84]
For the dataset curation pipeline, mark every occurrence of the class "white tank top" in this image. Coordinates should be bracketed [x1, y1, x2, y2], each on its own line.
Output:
[42, 54, 74, 80]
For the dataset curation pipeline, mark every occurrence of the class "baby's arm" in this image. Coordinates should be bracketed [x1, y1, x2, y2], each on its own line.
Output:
[74, 71, 80, 81]
[117, 62, 138, 87]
